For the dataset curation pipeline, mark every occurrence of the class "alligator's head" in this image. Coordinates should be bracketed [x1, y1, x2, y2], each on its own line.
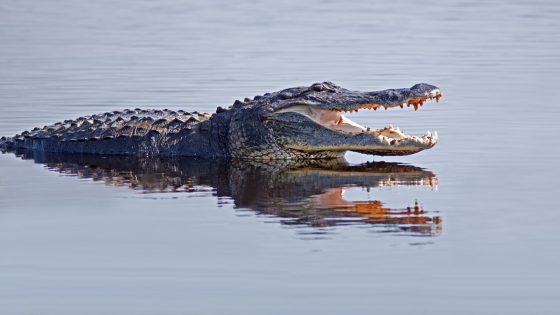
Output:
[228, 82, 442, 159]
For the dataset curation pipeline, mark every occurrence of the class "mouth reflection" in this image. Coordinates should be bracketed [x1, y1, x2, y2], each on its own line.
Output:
[309, 188, 441, 236]
[9, 149, 442, 238]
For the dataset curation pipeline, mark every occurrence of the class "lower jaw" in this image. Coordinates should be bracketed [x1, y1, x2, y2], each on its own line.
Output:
[285, 144, 428, 157]
[312, 110, 436, 146]
[352, 148, 426, 156]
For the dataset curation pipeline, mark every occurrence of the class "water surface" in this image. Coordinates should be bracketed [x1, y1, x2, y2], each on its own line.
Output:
[1, 0, 559, 314]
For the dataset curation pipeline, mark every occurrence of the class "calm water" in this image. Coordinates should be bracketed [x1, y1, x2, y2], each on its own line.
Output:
[1, 0, 559, 314]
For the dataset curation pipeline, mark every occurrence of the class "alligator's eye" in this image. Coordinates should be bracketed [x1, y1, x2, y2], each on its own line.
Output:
[311, 82, 335, 92]
[311, 83, 326, 92]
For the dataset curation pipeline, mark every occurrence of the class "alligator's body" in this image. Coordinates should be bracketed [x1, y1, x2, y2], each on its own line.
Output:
[0, 82, 442, 159]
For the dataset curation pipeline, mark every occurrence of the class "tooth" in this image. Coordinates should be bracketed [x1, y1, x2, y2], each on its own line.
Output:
[389, 124, 394, 129]
[433, 131, 438, 139]
[426, 131, 432, 138]
[377, 135, 389, 144]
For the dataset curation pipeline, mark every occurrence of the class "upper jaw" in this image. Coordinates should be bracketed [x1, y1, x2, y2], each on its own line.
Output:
[323, 83, 442, 112]
[271, 83, 441, 112]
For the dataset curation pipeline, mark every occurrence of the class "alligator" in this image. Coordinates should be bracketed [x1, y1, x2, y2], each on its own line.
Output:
[0, 82, 442, 159]
[7, 149, 442, 236]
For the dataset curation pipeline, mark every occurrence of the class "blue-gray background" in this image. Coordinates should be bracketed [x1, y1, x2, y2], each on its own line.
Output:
[1, 0, 559, 314]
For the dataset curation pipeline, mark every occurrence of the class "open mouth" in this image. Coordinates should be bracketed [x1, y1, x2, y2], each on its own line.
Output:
[276, 88, 442, 147]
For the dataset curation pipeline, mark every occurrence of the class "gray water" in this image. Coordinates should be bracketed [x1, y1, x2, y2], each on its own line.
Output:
[1, 0, 559, 314]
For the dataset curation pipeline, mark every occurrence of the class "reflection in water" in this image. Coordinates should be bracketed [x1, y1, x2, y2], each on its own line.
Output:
[9, 149, 442, 237]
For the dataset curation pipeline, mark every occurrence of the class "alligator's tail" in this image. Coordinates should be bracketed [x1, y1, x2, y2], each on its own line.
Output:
[0, 136, 14, 151]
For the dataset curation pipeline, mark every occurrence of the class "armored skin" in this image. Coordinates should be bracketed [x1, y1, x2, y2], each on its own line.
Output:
[0, 82, 442, 159]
